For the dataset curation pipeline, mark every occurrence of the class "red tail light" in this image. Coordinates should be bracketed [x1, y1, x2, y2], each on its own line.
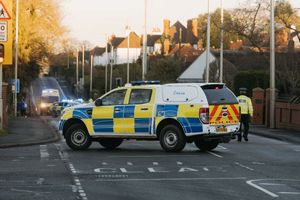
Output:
[199, 108, 209, 124]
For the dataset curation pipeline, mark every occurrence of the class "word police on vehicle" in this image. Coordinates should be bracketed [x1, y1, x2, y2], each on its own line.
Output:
[59, 81, 240, 152]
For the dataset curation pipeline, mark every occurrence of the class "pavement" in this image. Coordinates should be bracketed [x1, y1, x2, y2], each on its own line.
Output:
[0, 117, 60, 148]
[0, 117, 299, 148]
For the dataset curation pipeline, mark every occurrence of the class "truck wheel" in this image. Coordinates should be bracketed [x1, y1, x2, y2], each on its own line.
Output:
[98, 138, 123, 150]
[159, 124, 186, 152]
[65, 124, 92, 150]
[194, 139, 219, 151]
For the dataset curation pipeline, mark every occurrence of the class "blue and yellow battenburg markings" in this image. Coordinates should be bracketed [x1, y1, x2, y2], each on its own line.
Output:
[60, 103, 206, 135]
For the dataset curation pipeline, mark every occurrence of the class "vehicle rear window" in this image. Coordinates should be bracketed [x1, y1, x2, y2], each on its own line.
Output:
[201, 85, 238, 105]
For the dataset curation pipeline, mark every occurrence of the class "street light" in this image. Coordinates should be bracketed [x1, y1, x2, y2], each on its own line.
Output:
[82, 45, 85, 90]
[76, 48, 79, 98]
[125, 26, 131, 83]
[90, 51, 93, 99]
[105, 36, 108, 93]
[142, 0, 147, 81]
[220, 0, 224, 83]
[205, 0, 211, 83]
[270, 0, 275, 128]
[14, 0, 19, 117]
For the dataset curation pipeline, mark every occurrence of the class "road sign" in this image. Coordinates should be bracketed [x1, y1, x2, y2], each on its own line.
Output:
[0, 21, 7, 42]
[0, 1, 11, 20]
[0, 0, 12, 65]
[10, 79, 20, 93]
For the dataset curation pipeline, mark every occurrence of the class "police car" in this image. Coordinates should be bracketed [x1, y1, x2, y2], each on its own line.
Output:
[59, 81, 240, 152]
[51, 101, 80, 117]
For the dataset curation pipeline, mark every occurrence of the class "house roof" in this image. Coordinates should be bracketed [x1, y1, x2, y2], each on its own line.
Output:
[170, 44, 201, 62]
[147, 35, 161, 46]
[92, 46, 105, 56]
[111, 37, 125, 47]
[117, 32, 141, 48]
[177, 50, 216, 83]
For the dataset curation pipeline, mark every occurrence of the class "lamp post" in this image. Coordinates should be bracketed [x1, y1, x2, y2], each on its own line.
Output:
[14, 0, 19, 117]
[82, 45, 85, 90]
[126, 26, 131, 83]
[205, 0, 211, 83]
[110, 46, 114, 91]
[220, 0, 224, 83]
[76, 48, 79, 98]
[90, 52, 93, 99]
[105, 36, 108, 93]
[270, 0, 275, 128]
[142, 0, 147, 81]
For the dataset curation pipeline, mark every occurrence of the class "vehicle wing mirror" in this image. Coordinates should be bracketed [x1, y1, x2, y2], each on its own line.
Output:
[95, 99, 102, 106]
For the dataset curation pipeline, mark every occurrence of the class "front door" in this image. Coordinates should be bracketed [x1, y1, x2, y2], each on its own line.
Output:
[92, 89, 127, 134]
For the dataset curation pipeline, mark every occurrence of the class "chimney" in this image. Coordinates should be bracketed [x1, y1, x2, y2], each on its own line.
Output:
[163, 19, 170, 37]
[192, 18, 198, 38]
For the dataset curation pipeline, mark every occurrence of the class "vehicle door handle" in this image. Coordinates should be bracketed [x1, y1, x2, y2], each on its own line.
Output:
[141, 108, 148, 111]
[114, 108, 121, 112]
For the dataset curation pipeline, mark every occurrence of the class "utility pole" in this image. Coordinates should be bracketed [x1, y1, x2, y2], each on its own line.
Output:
[126, 26, 131, 83]
[142, 0, 147, 80]
[82, 45, 85, 89]
[14, 0, 19, 117]
[205, 0, 211, 83]
[270, 0, 275, 128]
[105, 37, 108, 93]
[90, 53, 93, 99]
[110, 46, 114, 91]
[76, 48, 79, 98]
[220, 0, 224, 83]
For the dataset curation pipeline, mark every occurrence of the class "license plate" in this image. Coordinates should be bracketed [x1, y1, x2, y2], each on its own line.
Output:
[216, 126, 227, 133]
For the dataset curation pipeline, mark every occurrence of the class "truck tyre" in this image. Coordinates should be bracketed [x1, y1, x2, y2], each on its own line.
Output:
[65, 124, 92, 150]
[98, 138, 123, 150]
[159, 124, 186, 152]
[194, 139, 219, 151]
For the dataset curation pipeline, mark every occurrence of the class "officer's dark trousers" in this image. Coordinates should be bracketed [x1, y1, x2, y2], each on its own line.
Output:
[239, 114, 250, 140]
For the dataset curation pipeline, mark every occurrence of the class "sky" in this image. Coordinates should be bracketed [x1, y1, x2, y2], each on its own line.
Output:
[61, 0, 300, 47]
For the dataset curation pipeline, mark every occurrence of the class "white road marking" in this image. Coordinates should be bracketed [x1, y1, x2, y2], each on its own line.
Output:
[259, 183, 285, 186]
[217, 145, 227, 150]
[96, 177, 246, 182]
[127, 162, 133, 166]
[252, 162, 265, 165]
[40, 145, 49, 161]
[235, 162, 254, 171]
[108, 155, 206, 158]
[56, 144, 88, 200]
[246, 180, 279, 198]
[207, 151, 223, 158]
[102, 162, 108, 166]
[152, 162, 159, 166]
[203, 167, 209, 171]
[177, 161, 183, 165]
[36, 178, 45, 185]
[278, 192, 300, 195]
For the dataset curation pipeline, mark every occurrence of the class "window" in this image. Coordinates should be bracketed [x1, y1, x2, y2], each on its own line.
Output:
[201, 85, 238, 105]
[129, 89, 152, 104]
[101, 90, 126, 106]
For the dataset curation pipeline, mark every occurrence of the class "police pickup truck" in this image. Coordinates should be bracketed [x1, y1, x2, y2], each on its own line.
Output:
[59, 81, 240, 152]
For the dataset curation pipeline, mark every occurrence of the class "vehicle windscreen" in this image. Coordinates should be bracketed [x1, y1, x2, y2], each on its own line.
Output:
[201, 85, 238, 105]
[41, 96, 59, 103]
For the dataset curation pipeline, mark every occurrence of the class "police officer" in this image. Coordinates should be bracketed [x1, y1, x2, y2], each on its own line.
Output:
[237, 88, 253, 141]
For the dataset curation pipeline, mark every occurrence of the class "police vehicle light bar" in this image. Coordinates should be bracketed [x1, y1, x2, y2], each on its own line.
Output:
[131, 80, 160, 86]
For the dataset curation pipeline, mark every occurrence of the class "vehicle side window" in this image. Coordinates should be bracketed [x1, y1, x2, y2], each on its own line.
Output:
[129, 89, 152, 104]
[101, 90, 126, 106]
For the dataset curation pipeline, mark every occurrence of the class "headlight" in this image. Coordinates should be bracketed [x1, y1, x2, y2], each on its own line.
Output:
[40, 103, 46, 108]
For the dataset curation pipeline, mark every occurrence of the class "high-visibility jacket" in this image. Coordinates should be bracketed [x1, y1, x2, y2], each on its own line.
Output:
[237, 95, 253, 117]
